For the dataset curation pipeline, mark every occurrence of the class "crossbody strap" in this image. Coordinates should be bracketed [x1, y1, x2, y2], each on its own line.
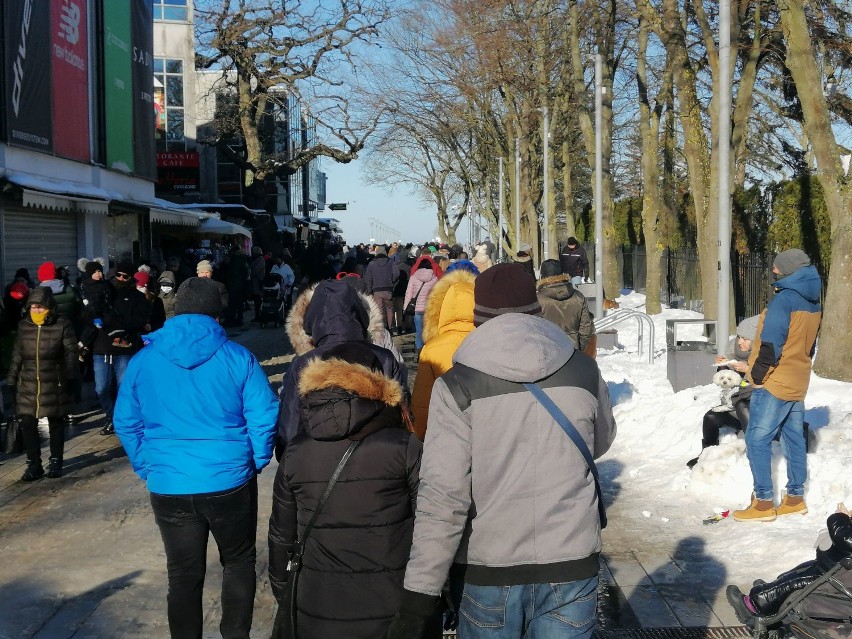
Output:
[289, 440, 360, 569]
[523, 383, 607, 529]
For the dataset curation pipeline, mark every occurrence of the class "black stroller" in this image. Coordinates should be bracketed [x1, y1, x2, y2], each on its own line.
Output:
[259, 273, 286, 328]
[729, 557, 852, 638]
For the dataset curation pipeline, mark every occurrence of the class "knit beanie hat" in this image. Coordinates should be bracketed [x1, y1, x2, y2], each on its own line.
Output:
[196, 260, 213, 274]
[133, 271, 150, 288]
[736, 315, 760, 341]
[174, 277, 223, 318]
[37, 261, 56, 282]
[116, 261, 134, 277]
[539, 259, 563, 279]
[84, 261, 104, 277]
[773, 249, 811, 277]
[473, 262, 541, 326]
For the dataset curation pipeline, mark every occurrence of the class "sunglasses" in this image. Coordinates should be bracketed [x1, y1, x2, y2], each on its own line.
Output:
[115, 273, 131, 280]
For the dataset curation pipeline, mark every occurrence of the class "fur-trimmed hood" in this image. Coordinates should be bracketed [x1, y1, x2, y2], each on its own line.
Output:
[298, 356, 403, 441]
[536, 273, 578, 301]
[422, 269, 476, 344]
[286, 279, 386, 356]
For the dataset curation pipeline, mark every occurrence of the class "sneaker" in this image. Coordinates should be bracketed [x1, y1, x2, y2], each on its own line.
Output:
[732, 494, 777, 522]
[776, 494, 808, 516]
[21, 460, 45, 482]
[46, 457, 63, 479]
[100, 420, 115, 436]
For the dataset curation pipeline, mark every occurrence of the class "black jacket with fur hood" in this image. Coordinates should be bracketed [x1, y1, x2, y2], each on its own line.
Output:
[268, 345, 421, 639]
[276, 280, 408, 452]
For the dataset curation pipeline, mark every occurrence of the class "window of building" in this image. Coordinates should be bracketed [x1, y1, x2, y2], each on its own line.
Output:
[154, 58, 185, 152]
[154, 0, 188, 21]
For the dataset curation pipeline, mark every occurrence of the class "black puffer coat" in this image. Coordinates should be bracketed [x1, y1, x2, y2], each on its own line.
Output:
[92, 281, 151, 356]
[268, 349, 421, 639]
[5, 287, 77, 418]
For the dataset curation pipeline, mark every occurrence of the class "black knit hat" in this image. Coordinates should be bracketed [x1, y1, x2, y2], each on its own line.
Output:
[539, 259, 563, 279]
[473, 262, 541, 326]
[84, 261, 103, 277]
[116, 261, 134, 277]
[174, 277, 223, 318]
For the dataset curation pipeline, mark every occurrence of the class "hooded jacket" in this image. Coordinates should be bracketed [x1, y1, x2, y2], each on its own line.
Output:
[91, 281, 151, 356]
[364, 253, 400, 293]
[537, 274, 595, 349]
[410, 270, 476, 440]
[5, 287, 77, 418]
[157, 271, 178, 318]
[403, 313, 616, 599]
[747, 265, 822, 401]
[113, 314, 278, 494]
[404, 258, 440, 314]
[268, 355, 421, 639]
[277, 281, 409, 449]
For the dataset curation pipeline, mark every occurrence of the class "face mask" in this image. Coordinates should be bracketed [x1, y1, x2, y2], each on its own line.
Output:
[160, 286, 173, 294]
[30, 308, 49, 325]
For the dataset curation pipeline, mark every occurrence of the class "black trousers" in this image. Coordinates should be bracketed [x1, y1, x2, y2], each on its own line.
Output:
[150, 476, 258, 639]
[20, 414, 64, 462]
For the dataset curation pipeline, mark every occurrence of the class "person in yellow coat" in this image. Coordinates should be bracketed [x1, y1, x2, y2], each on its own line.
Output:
[410, 263, 478, 440]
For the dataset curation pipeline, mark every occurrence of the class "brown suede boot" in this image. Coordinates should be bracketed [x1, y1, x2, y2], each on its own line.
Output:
[733, 494, 777, 522]
[776, 494, 808, 516]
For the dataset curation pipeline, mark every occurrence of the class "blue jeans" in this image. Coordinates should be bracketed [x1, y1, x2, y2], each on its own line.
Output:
[414, 312, 425, 350]
[457, 577, 598, 638]
[150, 477, 258, 639]
[93, 354, 132, 418]
[745, 388, 807, 501]
[570, 276, 583, 286]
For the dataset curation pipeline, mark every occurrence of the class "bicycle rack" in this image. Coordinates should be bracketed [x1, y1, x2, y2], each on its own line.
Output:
[593, 308, 656, 364]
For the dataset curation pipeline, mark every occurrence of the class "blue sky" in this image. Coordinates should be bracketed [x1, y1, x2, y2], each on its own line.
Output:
[322, 157, 441, 245]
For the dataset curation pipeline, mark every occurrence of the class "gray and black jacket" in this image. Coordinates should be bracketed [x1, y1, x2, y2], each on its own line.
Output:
[403, 313, 616, 598]
[537, 274, 594, 349]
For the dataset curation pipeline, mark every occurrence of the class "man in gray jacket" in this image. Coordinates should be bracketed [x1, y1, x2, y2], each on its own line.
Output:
[387, 262, 616, 639]
[537, 259, 595, 353]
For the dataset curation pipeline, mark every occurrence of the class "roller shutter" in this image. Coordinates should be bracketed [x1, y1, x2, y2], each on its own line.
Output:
[2, 209, 80, 283]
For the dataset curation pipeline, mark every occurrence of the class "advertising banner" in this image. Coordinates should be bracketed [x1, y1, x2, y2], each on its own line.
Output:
[51, 0, 90, 161]
[4, 0, 53, 152]
[103, 2, 134, 172]
[131, 0, 155, 179]
[156, 152, 200, 194]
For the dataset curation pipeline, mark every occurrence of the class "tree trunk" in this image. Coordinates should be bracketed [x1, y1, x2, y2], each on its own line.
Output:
[779, 1, 852, 381]
[561, 139, 576, 239]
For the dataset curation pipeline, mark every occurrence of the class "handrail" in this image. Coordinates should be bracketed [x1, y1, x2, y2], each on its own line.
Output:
[594, 308, 656, 364]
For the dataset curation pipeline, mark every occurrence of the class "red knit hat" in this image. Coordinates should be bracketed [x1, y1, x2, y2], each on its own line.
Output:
[9, 282, 29, 300]
[37, 261, 56, 282]
[133, 271, 150, 287]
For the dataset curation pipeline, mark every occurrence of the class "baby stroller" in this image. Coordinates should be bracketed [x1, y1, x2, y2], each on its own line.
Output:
[259, 273, 286, 328]
[730, 557, 852, 638]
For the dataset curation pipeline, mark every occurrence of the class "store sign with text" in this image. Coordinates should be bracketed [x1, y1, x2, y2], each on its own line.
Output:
[156, 152, 200, 193]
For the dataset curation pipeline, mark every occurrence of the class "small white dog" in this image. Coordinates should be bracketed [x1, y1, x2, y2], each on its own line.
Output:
[711, 369, 742, 411]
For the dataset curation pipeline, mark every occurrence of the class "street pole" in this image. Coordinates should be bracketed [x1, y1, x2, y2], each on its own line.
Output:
[594, 54, 604, 320]
[515, 137, 521, 253]
[497, 157, 504, 261]
[717, 0, 732, 354]
[541, 106, 550, 264]
[468, 201, 473, 252]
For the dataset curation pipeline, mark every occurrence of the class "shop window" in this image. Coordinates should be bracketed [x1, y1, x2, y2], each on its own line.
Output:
[154, 58, 186, 152]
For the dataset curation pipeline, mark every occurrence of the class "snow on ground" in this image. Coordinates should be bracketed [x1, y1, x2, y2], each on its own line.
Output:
[596, 291, 852, 588]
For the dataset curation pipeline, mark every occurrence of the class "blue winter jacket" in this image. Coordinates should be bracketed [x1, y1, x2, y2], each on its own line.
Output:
[114, 314, 279, 494]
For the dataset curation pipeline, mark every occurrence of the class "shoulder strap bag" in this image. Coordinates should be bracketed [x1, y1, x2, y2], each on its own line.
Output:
[523, 383, 607, 529]
[273, 440, 360, 639]
[403, 281, 425, 317]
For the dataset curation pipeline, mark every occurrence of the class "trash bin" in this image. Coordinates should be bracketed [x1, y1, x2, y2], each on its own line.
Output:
[666, 319, 718, 393]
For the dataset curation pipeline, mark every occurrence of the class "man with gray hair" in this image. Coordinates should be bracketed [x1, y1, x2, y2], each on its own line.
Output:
[387, 262, 616, 639]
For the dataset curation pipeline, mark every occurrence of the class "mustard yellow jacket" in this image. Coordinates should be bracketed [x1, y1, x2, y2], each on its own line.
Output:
[410, 270, 476, 440]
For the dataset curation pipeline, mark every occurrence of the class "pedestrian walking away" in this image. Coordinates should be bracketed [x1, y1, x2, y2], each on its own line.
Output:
[113, 277, 279, 639]
[387, 262, 616, 639]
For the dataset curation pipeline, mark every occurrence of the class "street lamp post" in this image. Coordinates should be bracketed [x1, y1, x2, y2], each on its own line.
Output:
[594, 54, 604, 320]
[515, 137, 521, 252]
[718, 0, 732, 353]
[497, 156, 504, 261]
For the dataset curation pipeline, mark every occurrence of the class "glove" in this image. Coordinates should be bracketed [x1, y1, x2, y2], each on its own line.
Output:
[93, 318, 103, 329]
[386, 590, 441, 639]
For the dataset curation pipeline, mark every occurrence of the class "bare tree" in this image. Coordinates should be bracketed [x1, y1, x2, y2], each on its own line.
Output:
[195, 0, 390, 211]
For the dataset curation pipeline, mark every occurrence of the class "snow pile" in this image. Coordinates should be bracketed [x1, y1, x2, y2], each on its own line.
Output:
[596, 291, 852, 586]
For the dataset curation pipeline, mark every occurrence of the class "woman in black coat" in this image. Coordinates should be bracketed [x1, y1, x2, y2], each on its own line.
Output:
[268, 342, 427, 639]
[5, 286, 77, 481]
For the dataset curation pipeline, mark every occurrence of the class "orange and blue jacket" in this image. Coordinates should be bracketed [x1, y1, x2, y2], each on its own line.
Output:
[747, 265, 821, 401]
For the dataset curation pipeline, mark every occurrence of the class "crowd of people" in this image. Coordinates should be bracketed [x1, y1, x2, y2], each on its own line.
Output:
[0, 235, 832, 638]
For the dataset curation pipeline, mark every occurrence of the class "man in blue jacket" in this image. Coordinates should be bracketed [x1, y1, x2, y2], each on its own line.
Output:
[114, 277, 278, 639]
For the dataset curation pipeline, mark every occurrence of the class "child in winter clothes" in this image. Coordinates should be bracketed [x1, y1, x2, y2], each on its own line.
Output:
[471, 244, 493, 272]
[727, 504, 852, 621]
[77, 259, 113, 359]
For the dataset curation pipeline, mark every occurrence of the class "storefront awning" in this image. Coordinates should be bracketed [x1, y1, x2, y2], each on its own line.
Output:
[149, 207, 202, 227]
[21, 187, 110, 215]
[195, 218, 252, 238]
